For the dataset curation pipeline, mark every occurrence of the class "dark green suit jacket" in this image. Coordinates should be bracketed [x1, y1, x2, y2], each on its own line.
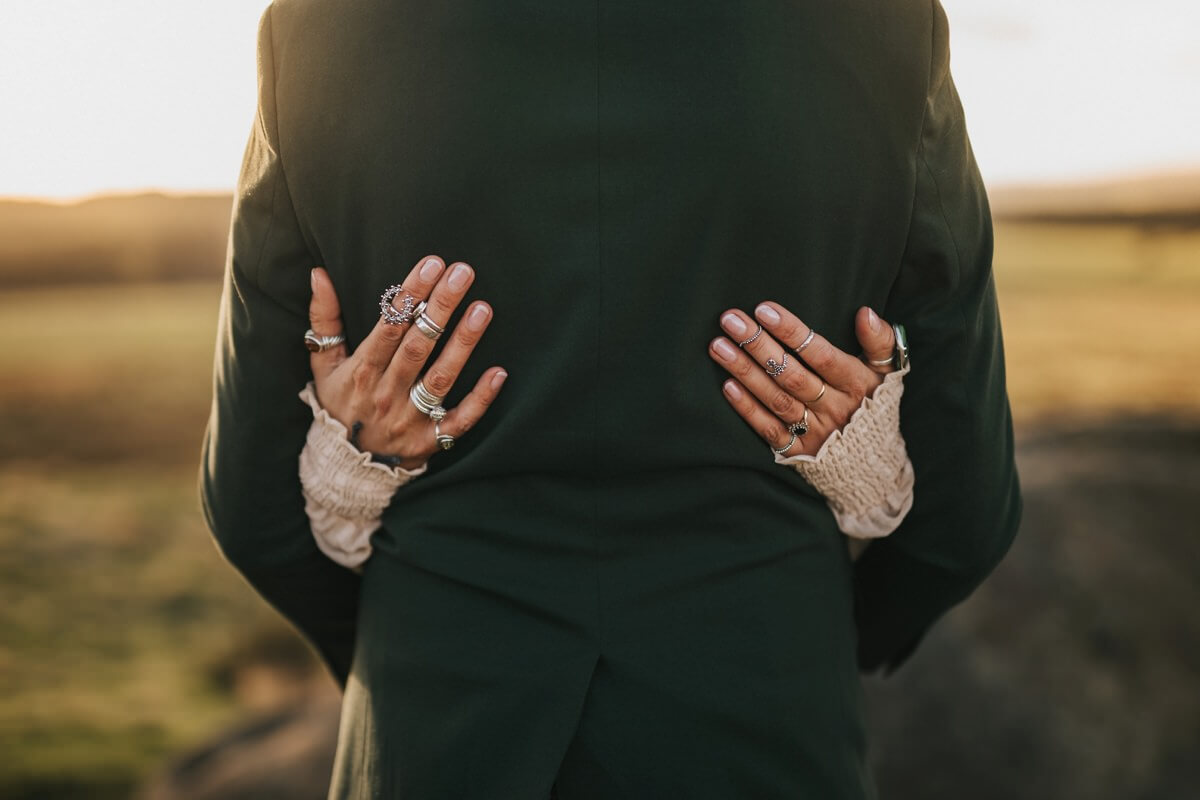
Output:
[201, 0, 1020, 710]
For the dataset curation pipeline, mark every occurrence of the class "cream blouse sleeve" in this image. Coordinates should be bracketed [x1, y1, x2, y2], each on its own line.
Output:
[774, 363, 915, 542]
[297, 382, 426, 572]
[298, 366, 914, 570]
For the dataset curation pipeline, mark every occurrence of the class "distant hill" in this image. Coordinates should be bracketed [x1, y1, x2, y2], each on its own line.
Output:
[1, 172, 1197, 289]
[0, 193, 232, 288]
[989, 169, 1200, 227]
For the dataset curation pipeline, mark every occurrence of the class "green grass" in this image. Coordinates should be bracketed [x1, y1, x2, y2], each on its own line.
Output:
[0, 283, 319, 799]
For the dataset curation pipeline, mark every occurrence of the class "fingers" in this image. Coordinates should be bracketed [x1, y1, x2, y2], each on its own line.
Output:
[855, 306, 898, 376]
[418, 301, 493, 399]
[440, 366, 508, 440]
[308, 267, 348, 379]
[719, 378, 824, 457]
[357, 254, 447, 372]
[379, 261, 476, 396]
[717, 311, 828, 405]
[753, 302, 877, 401]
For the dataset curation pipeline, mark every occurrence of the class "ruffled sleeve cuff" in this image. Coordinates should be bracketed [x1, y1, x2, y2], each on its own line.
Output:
[297, 381, 427, 568]
[774, 364, 914, 539]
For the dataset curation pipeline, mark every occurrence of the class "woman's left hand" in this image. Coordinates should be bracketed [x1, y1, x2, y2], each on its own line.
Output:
[709, 302, 901, 458]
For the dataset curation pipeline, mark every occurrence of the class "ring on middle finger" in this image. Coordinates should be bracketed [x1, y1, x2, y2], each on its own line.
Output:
[411, 301, 446, 340]
[765, 351, 788, 378]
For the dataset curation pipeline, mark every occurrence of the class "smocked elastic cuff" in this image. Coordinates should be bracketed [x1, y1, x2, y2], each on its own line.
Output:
[775, 365, 914, 539]
[297, 382, 427, 519]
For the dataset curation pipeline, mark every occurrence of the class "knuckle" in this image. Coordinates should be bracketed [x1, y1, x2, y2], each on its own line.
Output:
[759, 421, 785, 444]
[432, 291, 458, 316]
[379, 323, 405, 343]
[828, 406, 851, 428]
[372, 391, 393, 416]
[399, 338, 428, 365]
[454, 325, 482, 349]
[776, 317, 802, 343]
[423, 370, 453, 396]
[767, 387, 796, 417]
[350, 360, 374, 391]
[806, 346, 835, 372]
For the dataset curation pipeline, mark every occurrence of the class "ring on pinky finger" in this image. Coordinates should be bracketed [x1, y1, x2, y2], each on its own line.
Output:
[771, 430, 799, 456]
[723, 379, 803, 456]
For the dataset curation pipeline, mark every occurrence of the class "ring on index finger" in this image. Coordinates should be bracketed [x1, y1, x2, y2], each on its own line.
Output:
[380, 284, 418, 325]
[303, 328, 346, 353]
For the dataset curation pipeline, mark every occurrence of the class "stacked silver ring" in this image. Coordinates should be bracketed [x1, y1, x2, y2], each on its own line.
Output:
[411, 301, 446, 341]
[409, 379, 447, 421]
[380, 284, 417, 325]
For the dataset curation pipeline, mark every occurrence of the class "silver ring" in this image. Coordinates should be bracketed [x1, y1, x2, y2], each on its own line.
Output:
[303, 328, 346, 353]
[892, 323, 910, 370]
[429, 405, 447, 422]
[805, 382, 826, 404]
[788, 408, 810, 437]
[409, 379, 446, 416]
[380, 284, 418, 325]
[765, 352, 788, 377]
[414, 313, 445, 340]
[737, 324, 763, 348]
[771, 431, 798, 456]
[794, 327, 816, 354]
[434, 420, 455, 451]
[865, 324, 910, 370]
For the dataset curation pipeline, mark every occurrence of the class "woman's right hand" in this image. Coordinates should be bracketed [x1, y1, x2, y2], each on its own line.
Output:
[306, 254, 508, 471]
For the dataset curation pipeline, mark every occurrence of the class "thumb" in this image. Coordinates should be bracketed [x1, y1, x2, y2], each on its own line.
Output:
[308, 267, 348, 377]
[855, 306, 896, 375]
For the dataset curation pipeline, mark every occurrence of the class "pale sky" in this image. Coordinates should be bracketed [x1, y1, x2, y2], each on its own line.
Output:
[1, 0, 1197, 199]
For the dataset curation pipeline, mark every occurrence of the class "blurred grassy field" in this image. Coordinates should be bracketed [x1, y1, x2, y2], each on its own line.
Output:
[0, 220, 1197, 798]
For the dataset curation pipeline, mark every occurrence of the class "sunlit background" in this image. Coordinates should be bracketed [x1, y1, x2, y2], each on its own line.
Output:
[3, 0, 1200, 198]
[1, 3, 1197, 799]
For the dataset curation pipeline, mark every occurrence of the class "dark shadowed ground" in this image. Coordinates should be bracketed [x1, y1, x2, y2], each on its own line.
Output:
[136, 418, 1200, 800]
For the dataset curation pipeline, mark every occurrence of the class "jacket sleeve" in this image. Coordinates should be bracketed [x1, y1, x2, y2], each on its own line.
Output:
[852, 0, 1023, 675]
[198, 3, 360, 688]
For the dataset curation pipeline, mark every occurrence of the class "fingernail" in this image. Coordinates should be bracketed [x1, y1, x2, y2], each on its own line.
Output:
[310, 268, 318, 290]
[420, 257, 443, 281]
[448, 263, 472, 290]
[712, 338, 738, 362]
[491, 370, 508, 391]
[466, 303, 491, 331]
[755, 304, 781, 325]
[868, 307, 880, 332]
[723, 380, 742, 399]
[720, 312, 748, 337]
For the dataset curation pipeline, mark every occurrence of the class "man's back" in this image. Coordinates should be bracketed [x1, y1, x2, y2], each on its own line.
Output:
[202, 2, 1021, 796]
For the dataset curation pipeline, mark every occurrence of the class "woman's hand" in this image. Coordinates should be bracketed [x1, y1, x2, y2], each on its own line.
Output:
[709, 302, 901, 458]
[306, 254, 508, 471]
